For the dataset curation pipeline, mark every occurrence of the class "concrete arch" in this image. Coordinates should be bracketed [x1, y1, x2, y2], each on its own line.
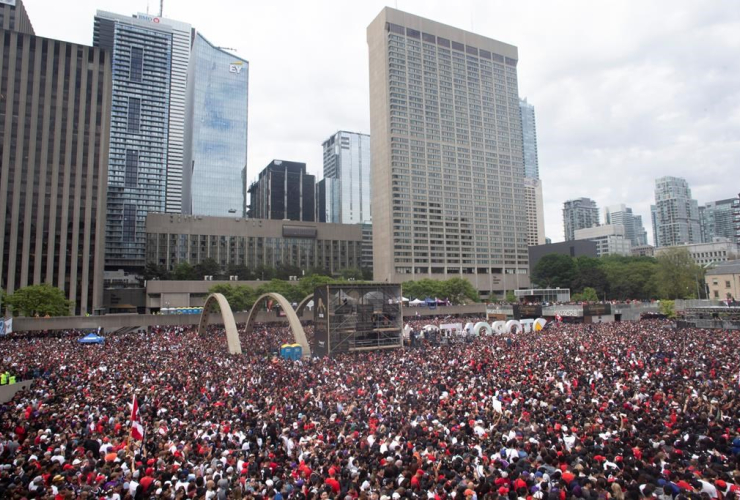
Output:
[246, 293, 311, 358]
[473, 321, 492, 336]
[296, 293, 314, 317]
[199, 293, 242, 355]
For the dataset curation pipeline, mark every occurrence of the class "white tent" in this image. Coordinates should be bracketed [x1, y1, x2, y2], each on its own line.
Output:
[410, 298, 425, 306]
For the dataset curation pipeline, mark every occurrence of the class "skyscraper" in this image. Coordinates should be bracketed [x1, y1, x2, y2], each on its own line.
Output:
[184, 33, 249, 217]
[603, 204, 648, 247]
[367, 8, 529, 296]
[733, 194, 740, 246]
[247, 160, 315, 222]
[321, 131, 372, 224]
[94, 11, 191, 270]
[1, 0, 112, 315]
[700, 198, 737, 243]
[523, 178, 546, 246]
[0, 0, 33, 34]
[652, 176, 701, 247]
[519, 98, 538, 179]
[563, 198, 599, 241]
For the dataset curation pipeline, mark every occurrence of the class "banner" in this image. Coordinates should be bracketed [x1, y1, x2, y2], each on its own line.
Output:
[0, 318, 11, 336]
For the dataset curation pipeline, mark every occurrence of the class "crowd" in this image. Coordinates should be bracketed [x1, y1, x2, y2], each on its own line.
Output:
[0, 319, 739, 500]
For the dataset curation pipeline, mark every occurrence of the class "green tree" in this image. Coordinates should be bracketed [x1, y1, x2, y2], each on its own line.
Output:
[143, 262, 170, 281]
[571, 256, 609, 297]
[253, 265, 276, 281]
[297, 274, 337, 299]
[659, 299, 676, 319]
[227, 263, 254, 281]
[360, 268, 373, 281]
[256, 279, 302, 303]
[340, 268, 364, 281]
[6, 284, 74, 317]
[505, 291, 517, 303]
[573, 287, 599, 302]
[602, 256, 658, 300]
[439, 277, 479, 304]
[172, 262, 196, 280]
[208, 284, 256, 312]
[305, 266, 332, 277]
[655, 248, 700, 299]
[193, 258, 222, 279]
[532, 254, 576, 288]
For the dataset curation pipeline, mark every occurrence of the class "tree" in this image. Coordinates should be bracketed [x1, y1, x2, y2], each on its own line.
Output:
[275, 263, 302, 281]
[253, 265, 276, 281]
[193, 258, 222, 280]
[172, 262, 196, 281]
[360, 268, 373, 281]
[573, 287, 599, 302]
[532, 254, 576, 289]
[655, 248, 700, 299]
[6, 284, 73, 317]
[297, 274, 337, 299]
[659, 299, 676, 319]
[305, 266, 332, 277]
[340, 268, 364, 281]
[505, 291, 517, 303]
[227, 263, 254, 281]
[256, 279, 302, 303]
[571, 256, 609, 298]
[143, 262, 170, 281]
[208, 284, 256, 312]
[602, 256, 658, 300]
[439, 277, 479, 304]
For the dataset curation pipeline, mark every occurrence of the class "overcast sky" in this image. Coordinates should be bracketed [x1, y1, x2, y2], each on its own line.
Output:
[26, 0, 740, 243]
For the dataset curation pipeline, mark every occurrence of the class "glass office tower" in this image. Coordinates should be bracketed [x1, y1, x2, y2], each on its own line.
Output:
[321, 131, 372, 224]
[184, 32, 249, 216]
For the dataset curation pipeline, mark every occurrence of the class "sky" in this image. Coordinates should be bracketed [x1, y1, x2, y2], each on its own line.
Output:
[25, 0, 740, 243]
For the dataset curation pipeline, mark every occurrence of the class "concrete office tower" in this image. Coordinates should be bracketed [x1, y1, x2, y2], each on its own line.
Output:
[367, 8, 529, 296]
[519, 98, 539, 179]
[321, 131, 372, 224]
[94, 11, 191, 270]
[184, 32, 248, 217]
[652, 176, 701, 247]
[574, 225, 632, 257]
[316, 178, 338, 223]
[733, 194, 740, 246]
[0, 0, 33, 34]
[563, 198, 599, 241]
[700, 198, 738, 243]
[247, 160, 316, 221]
[0, 15, 112, 314]
[603, 204, 648, 247]
[524, 178, 546, 246]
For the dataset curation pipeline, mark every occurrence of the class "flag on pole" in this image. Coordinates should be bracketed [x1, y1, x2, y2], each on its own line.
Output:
[131, 395, 144, 441]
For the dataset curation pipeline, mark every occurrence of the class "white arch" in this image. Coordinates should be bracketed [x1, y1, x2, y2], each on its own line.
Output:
[504, 320, 523, 334]
[492, 321, 507, 334]
[199, 293, 242, 354]
[245, 293, 311, 358]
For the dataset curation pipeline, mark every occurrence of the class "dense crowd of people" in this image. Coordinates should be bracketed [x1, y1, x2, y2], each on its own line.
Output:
[0, 318, 739, 500]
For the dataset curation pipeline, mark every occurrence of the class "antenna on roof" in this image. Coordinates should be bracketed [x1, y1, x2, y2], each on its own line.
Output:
[159, 0, 164, 17]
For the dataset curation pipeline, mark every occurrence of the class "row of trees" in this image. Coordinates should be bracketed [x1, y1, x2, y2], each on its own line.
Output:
[209, 276, 480, 312]
[144, 259, 372, 282]
[531, 248, 709, 300]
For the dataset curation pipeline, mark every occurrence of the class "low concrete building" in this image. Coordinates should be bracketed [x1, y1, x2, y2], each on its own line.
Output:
[574, 225, 632, 257]
[655, 239, 740, 266]
[146, 214, 363, 275]
[631, 245, 655, 257]
[705, 262, 740, 301]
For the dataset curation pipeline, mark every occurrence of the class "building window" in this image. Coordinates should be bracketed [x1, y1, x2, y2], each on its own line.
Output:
[123, 204, 137, 242]
[127, 97, 141, 133]
[130, 46, 143, 82]
[726, 281, 731, 288]
[125, 149, 138, 188]
[714, 290, 719, 298]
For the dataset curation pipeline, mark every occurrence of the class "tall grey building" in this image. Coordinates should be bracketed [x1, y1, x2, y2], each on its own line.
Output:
[603, 204, 648, 247]
[321, 131, 372, 224]
[94, 11, 190, 270]
[652, 176, 701, 247]
[733, 194, 740, 246]
[367, 8, 529, 296]
[700, 198, 738, 243]
[563, 198, 599, 241]
[1, 0, 111, 315]
[519, 98, 538, 179]
[184, 32, 248, 217]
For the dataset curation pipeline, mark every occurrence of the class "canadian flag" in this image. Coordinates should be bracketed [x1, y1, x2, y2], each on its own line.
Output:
[555, 314, 563, 323]
[131, 395, 144, 441]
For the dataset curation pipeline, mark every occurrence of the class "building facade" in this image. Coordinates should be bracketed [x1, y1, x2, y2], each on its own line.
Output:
[563, 198, 599, 241]
[573, 225, 632, 258]
[524, 178, 546, 246]
[321, 131, 372, 224]
[603, 204, 648, 247]
[700, 198, 738, 243]
[184, 32, 248, 217]
[528, 240, 598, 275]
[705, 261, 740, 302]
[0, 0, 33, 34]
[367, 8, 529, 297]
[652, 176, 701, 247]
[519, 98, 538, 179]
[361, 222, 374, 273]
[146, 214, 362, 274]
[94, 12, 177, 270]
[0, 18, 112, 315]
[655, 240, 739, 266]
[315, 178, 338, 223]
[630, 245, 655, 257]
[734, 194, 740, 246]
[247, 160, 315, 222]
